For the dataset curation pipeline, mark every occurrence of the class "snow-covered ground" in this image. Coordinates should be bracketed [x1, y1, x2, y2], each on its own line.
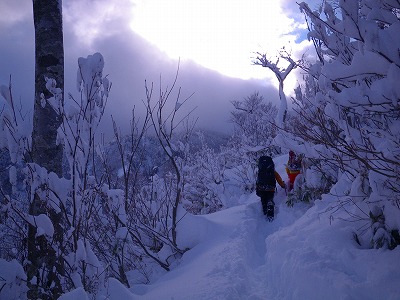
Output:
[63, 155, 399, 300]
[5, 155, 399, 300]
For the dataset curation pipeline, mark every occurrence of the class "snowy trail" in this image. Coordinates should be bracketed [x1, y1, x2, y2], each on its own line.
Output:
[121, 154, 400, 300]
[129, 156, 306, 300]
[130, 186, 301, 300]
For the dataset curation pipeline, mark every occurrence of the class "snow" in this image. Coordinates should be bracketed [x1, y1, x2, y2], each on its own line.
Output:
[77, 52, 107, 105]
[2, 73, 399, 300]
[0, 259, 27, 299]
[106, 278, 136, 300]
[44, 76, 63, 111]
[135, 156, 400, 300]
[55, 155, 400, 300]
[324, 50, 390, 80]
[0, 85, 12, 107]
[58, 287, 89, 300]
[26, 213, 55, 238]
[1, 1, 399, 298]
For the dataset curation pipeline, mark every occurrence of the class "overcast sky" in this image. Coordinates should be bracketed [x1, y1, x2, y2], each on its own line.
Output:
[0, 0, 314, 137]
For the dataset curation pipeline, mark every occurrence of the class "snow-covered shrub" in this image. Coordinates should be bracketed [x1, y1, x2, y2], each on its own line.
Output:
[352, 205, 400, 250]
[0, 53, 114, 299]
[182, 132, 225, 214]
[0, 80, 40, 297]
[0, 259, 28, 300]
[285, 0, 400, 249]
[143, 73, 194, 258]
[22, 53, 111, 296]
[286, 157, 337, 207]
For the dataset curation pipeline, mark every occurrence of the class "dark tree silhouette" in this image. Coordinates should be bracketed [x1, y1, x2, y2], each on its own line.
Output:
[27, 1, 65, 298]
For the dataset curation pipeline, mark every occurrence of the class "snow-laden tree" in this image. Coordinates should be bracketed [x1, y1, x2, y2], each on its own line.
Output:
[227, 92, 279, 192]
[230, 92, 278, 147]
[254, 49, 300, 127]
[183, 132, 226, 214]
[282, 0, 400, 249]
[0, 52, 111, 299]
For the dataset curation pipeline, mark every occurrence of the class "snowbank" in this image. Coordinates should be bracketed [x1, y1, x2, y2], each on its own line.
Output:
[2, 156, 399, 299]
[127, 155, 400, 299]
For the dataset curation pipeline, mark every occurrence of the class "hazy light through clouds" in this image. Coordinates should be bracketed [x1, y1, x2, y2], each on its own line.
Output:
[64, 0, 134, 47]
[0, 0, 311, 135]
[130, 0, 305, 81]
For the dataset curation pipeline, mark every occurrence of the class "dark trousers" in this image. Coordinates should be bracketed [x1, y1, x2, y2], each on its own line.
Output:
[259, 191, 275, 215]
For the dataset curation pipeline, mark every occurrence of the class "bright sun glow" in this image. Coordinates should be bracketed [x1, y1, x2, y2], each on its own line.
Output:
[130, 0, 305, 85]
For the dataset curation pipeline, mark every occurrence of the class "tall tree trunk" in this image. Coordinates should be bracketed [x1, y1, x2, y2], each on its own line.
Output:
[277, 80, 287, 127]
[28, 1, 64, 299]
[31, 0, 64, 175]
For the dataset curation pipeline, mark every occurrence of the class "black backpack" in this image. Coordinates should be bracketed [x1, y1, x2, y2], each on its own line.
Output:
[256, 156, 276, 193]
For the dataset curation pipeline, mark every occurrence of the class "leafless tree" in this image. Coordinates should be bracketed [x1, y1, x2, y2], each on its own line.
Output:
[253, 48, 301, 126]
[145, 67, 195, 251]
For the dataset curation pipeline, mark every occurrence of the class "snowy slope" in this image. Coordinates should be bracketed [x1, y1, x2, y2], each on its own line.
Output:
[59, 155, 400, 300]
[130, 203, 305, 297]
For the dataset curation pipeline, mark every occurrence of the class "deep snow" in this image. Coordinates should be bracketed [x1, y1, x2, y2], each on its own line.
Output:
[4, 155, 400, 300]
[60, 155, 400, 300]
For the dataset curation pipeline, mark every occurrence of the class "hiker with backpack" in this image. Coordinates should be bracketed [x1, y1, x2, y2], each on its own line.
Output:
[256, 156, 286, 221]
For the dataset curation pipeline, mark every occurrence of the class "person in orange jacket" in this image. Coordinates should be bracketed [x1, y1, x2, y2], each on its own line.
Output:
[285, 150, 302, 192]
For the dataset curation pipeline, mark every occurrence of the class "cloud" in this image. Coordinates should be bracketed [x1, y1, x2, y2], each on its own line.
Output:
[73, 29, 278, 137]
[1, 0, 312, 139]
[130, 0, 306, 82]
[64, 0, 135, 46]
[0, 17, 35, 115]
[0, 1, 32, 26]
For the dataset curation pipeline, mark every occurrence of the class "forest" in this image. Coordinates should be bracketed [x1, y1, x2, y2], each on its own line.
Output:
[0, 0, 399, 299]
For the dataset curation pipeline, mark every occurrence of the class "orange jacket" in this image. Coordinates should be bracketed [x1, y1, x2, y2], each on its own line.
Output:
[286, 167, 301, 184]
[275, 171, 286, 189]
[257, 171, 286, 192]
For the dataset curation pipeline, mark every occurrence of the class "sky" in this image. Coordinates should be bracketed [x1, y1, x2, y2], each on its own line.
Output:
[0, 0, 313, 137]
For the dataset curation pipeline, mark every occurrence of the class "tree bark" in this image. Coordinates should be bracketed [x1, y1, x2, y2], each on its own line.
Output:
[28, 1, 64, 298]
[31, 0, 64, 176]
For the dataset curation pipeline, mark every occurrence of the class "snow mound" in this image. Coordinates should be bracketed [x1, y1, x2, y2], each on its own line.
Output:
[128, 178, 400, 300]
